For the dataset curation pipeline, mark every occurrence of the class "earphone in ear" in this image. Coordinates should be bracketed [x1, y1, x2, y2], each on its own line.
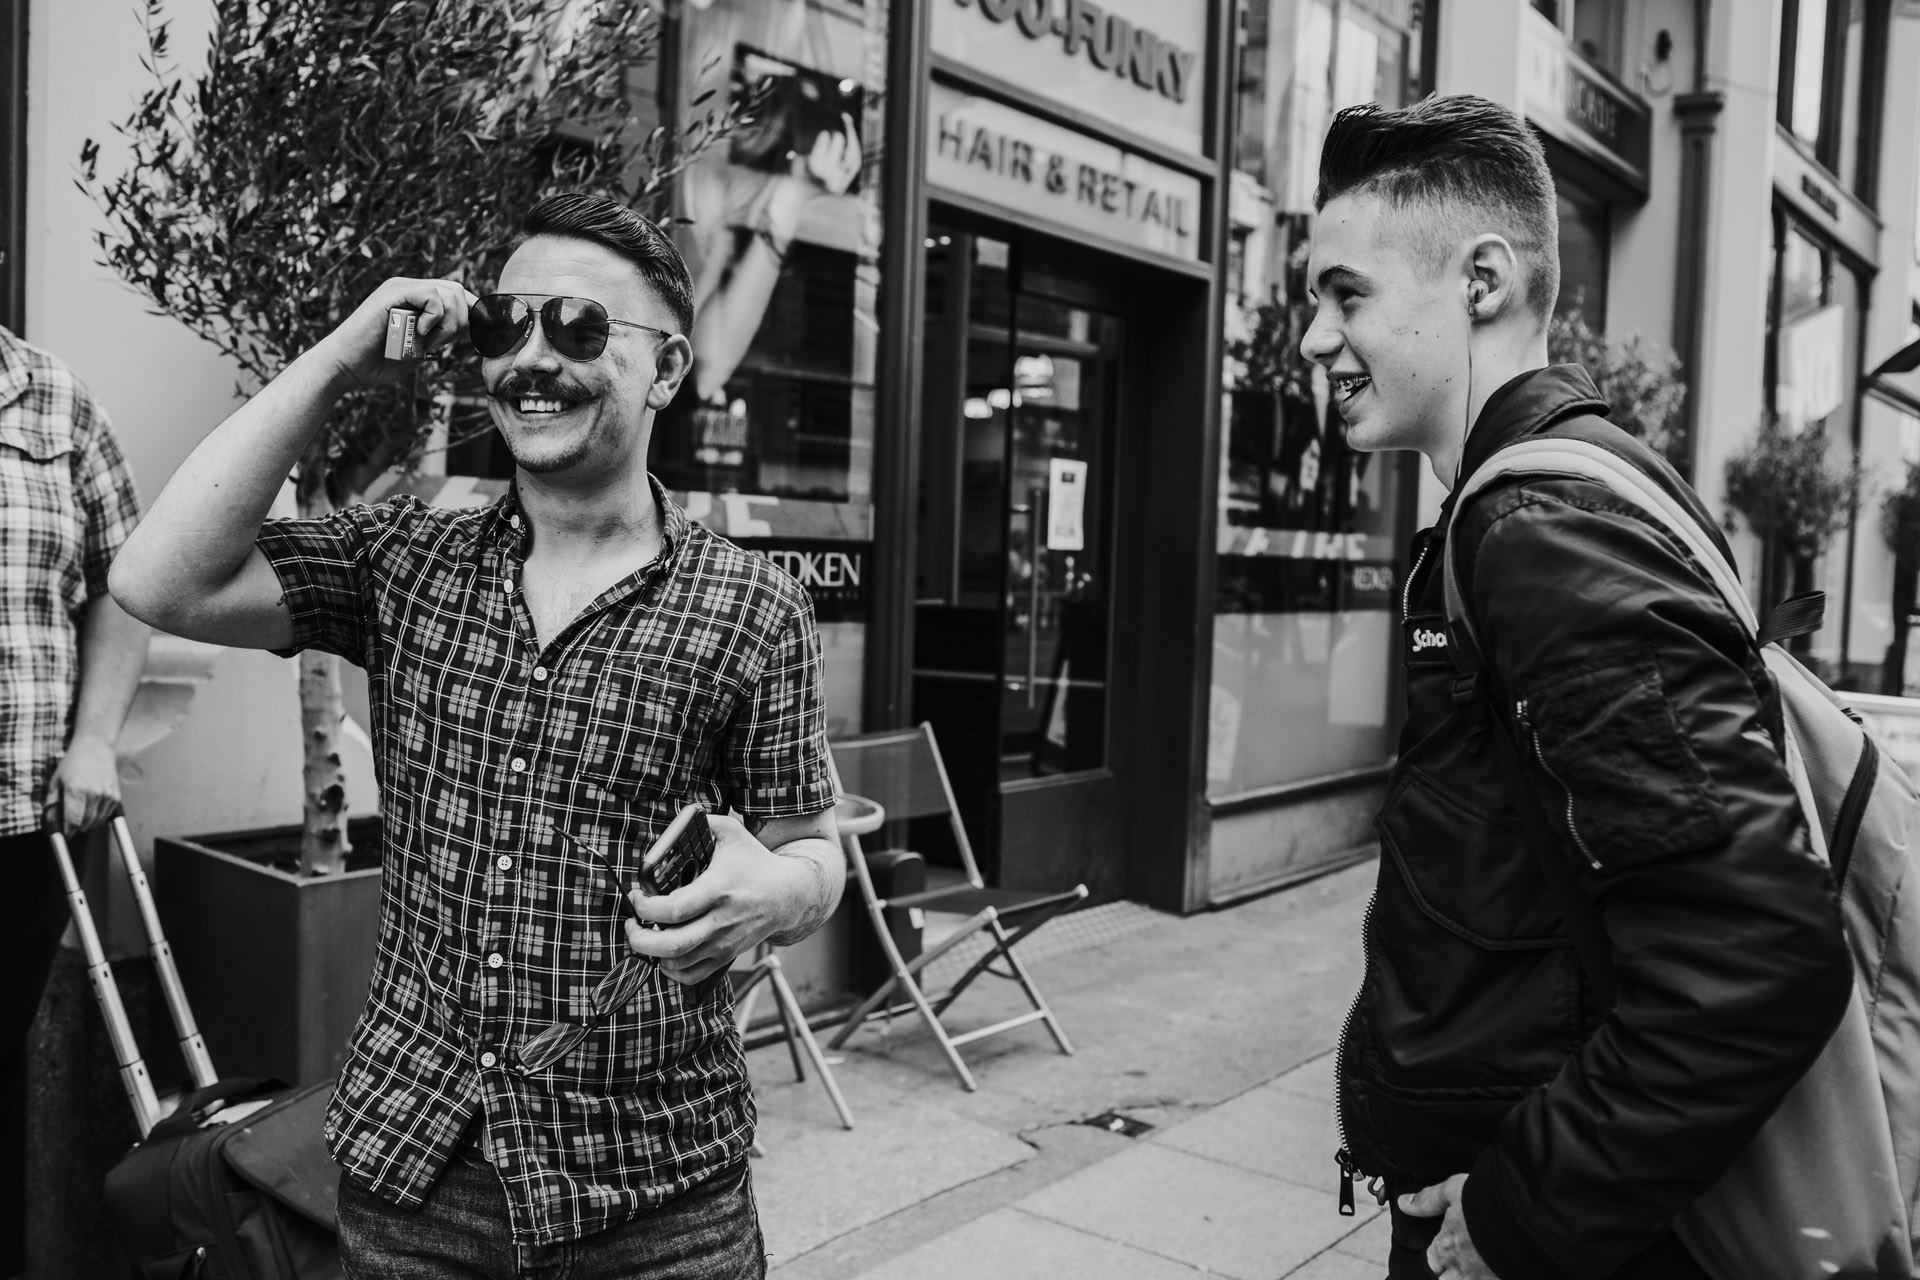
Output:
[1467, 281, 1488, 316]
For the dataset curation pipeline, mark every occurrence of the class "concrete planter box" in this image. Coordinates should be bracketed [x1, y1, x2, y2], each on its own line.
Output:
[155, 816, 382, 1085]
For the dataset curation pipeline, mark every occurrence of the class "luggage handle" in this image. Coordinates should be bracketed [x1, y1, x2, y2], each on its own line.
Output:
[107, 815, 219, 1090]
[146, 1076, 286, 1142]
[51, 828, 164, 1139]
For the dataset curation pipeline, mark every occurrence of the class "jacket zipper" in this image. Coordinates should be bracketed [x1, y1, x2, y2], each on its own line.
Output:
[1402, 536, 1432, 617]
[1332, 887, 1380, 1215]
[1332, 540, 1431, 1215]
[1515, 699, 1600, 869]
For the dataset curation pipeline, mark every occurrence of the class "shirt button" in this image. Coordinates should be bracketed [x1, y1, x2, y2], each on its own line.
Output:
[497, 855, 513, 871]
[532, 666, 548, 682]
[487, 952, 504, 969]
[509, 757, 526, 773]
[480, 1051, 498, 1068]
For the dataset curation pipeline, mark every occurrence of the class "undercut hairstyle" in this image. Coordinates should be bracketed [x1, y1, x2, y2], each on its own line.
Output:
[1314, 95, 1560, 322]
[520, 193, 696, 336]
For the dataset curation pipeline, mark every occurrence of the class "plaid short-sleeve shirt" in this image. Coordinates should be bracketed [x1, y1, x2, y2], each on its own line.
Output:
[255, 479, 836, 1245]
[0, 327, 142, 837]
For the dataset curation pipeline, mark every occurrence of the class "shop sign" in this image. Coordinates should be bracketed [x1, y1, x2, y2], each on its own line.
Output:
[743, 539, 868, 623]
[931, 0, 1210, 157]
[1769, 131, 1881, 266]
[1519, 11, 1650, 183]
[928, 84, 1202, 262]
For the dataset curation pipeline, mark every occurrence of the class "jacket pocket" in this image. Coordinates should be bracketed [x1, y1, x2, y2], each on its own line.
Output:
[1520, 647, 1729, 873]
[1378, 765, 1566, 947]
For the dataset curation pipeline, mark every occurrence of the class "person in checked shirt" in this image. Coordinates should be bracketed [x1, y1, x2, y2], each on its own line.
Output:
[109, 193, 844, 1280]
[0, 324, 150, 1280]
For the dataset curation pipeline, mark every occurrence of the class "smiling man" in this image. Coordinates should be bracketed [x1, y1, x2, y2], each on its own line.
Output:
[1300, 98, 1851, 1280]
[110, 193, 844, 1279]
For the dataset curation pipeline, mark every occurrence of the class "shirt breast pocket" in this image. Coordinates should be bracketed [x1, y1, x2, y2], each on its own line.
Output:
[0, 417, 80, 593]
[580, 664, 710, 802]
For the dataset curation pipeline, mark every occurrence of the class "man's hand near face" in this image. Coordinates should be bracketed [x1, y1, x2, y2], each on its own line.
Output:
[622, 810, 843, 984]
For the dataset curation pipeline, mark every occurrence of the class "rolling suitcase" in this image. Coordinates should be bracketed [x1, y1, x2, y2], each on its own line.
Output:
[53, 818, 343, 1280]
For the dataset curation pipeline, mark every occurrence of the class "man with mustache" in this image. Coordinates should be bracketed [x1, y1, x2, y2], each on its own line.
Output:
[1298, 97, 1852, 1279]
[110, 192, 843, 1278]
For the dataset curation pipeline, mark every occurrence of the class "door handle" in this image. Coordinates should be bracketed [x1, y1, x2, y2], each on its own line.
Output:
[1027, 485, 1044, 709]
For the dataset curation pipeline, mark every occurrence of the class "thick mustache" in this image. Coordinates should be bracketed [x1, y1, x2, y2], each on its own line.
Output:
[490, 374, 588, 401]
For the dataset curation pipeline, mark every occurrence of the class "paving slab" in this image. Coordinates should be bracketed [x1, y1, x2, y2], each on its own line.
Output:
[1273, 1050, 1336, 1103]
[1017, 1142, 1359, 1280]
[1283, 1247, 1385, 1279]
[847, 1207, 1208, 1280]
[749, 861, 1377, 1277]
[1330, 1211, 1394, 1267]
[748, 1070, 1036, 1266]
[766, 1122, 1135, 1280]
[1152, 1076, 1345, 1193]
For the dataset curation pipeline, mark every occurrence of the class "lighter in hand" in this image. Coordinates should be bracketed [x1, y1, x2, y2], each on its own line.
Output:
[383, 307, 422, 361]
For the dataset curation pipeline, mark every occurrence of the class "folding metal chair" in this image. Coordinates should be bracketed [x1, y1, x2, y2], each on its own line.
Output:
[733, 939, 854, 1131]
[827, 724, 1088, 1091]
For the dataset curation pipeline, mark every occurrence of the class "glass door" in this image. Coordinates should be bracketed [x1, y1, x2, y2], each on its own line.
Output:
[915, 224, 1125, 887]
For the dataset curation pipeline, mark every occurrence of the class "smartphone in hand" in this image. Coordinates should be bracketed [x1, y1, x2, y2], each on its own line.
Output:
[640, 803, 716, 898]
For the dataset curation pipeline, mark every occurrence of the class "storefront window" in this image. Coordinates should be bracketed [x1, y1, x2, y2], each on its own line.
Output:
[1784, 0, 1831, 147]
[1210, 0, 1425, 798]
[657, 0, 887, 737]
[1765, 213, 1869, 686]
[1529, 0, 1625, 78]
[1779, 0, 1887, 202]
[442, 0, 888, 739]
[1554, 184, 1611, 330]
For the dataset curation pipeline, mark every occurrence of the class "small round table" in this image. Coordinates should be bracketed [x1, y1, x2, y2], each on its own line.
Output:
[833, 792, 886, 841]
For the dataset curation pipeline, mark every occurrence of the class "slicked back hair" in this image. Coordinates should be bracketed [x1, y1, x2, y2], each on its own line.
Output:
[519, 193, 696, 336]
[1314, 95, 1560, 322]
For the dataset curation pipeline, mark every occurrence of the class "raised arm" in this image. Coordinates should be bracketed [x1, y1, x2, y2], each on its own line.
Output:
[109, 279, 475, 648]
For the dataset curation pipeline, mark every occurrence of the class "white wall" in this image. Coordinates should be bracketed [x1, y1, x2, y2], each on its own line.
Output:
[1605, 0, 1699, 349]
[26, 0, 377, 895]
[1686, 0, 1784, 595]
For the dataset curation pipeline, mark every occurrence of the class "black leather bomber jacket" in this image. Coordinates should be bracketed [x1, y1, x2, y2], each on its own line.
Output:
[1339, 365, 1854, 1279]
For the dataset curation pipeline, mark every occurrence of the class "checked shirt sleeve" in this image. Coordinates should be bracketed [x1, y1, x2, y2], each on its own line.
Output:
[255, 498, 421, 671]
[720, 590, 838, 820]
[71, 393, 141, 603]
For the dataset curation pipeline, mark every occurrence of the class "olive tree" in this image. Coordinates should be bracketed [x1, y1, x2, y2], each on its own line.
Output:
[81, 0, 737, 873]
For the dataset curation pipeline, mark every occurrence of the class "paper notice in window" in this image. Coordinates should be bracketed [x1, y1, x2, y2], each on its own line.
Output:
[1048, 458, 1088, 551]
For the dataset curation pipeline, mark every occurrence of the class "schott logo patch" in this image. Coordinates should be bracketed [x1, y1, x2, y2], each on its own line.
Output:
[1404, 614, 1455, 669]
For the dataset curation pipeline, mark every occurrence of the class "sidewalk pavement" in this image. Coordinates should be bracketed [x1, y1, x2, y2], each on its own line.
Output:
[742, 858, 1387, 1280]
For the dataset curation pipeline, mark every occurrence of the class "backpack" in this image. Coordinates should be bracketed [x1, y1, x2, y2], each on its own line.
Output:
[1442, 432, 1920, 1280]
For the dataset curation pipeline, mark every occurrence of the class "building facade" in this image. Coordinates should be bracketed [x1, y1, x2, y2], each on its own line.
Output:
[6, 0, 1920, 948]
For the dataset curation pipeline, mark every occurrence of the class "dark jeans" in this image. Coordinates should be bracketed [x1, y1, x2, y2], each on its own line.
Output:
[1386, 1204, 1712, 1279]
[338, 1148, 766, 1280]
[2, 831, 69, 1277]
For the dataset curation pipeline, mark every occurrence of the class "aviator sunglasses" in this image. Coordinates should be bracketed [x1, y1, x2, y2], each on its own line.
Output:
[468, 293, 672, 362]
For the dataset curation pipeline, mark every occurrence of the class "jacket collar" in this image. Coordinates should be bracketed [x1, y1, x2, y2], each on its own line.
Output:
[1444, 364, 1610, 516]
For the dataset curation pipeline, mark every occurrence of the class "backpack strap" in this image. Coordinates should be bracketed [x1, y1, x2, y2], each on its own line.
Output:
[1442, 438, 1759, 654]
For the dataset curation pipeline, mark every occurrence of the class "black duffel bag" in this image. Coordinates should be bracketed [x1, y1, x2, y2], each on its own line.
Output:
[103, 1077, 340, 1280]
